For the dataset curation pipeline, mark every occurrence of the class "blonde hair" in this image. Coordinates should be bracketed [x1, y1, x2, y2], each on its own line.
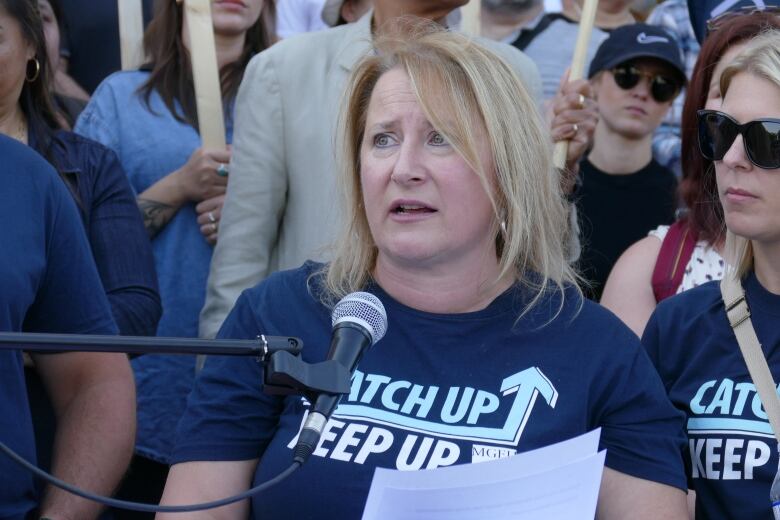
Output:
[720, 29, 780, 279]
[319, 21, 579, 314]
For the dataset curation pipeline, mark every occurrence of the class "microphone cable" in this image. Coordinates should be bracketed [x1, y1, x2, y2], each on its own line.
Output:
[0, 439, 300, 513]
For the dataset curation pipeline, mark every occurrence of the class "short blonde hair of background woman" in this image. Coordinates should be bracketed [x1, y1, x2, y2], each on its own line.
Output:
[720, 29, 780, 279]
[319, 21, 580, 314]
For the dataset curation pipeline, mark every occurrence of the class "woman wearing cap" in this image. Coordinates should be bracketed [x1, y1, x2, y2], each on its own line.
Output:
[601, 11, 780, 337]
[158, 24, 687, 520]
[642, 30, 780, 519]
[575, 23, 685, 300]
[74, 0, 276, 509]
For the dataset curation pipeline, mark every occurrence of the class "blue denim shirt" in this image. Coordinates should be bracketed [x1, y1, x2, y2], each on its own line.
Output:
[75, 70, 234, 462]
[31, 129, 161, 336]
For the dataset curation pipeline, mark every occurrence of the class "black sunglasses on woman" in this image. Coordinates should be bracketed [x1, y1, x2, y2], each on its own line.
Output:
[697, 109, 780, 169]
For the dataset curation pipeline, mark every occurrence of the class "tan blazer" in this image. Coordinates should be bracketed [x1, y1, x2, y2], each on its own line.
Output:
[199, 13, 542, 338]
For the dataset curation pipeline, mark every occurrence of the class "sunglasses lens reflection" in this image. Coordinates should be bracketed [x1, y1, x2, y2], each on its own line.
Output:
[698, 111, 780, 169]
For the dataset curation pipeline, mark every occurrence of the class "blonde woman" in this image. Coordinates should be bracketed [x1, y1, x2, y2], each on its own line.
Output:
[159, 24, 687, 519]
[642, 30, 780, 519]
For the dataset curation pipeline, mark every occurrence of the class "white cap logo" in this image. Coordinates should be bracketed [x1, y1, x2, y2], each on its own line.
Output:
[637, 32, 670, 44]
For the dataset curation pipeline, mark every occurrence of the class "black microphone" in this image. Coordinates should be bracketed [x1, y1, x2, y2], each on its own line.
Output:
[293, 292, 387, 464]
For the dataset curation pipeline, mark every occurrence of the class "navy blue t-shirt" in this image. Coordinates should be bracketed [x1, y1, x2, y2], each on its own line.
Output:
[643, 273, 780, 520]
[0, 135, 117, 518]
[174, 262, 687, 518]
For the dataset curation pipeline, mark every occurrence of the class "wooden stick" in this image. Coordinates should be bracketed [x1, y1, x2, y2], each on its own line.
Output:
[181, 0, 227, 149]
[553, 0, 598, 169]
[117, 0, 145, 70]
[460, 0, 481, 36]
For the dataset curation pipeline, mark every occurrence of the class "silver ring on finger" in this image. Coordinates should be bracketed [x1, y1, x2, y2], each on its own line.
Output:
[216, 163, 229, 177]
[208, 211, 216, 223]
[577, 93, 586, 109]
[572, 123, 579, 133]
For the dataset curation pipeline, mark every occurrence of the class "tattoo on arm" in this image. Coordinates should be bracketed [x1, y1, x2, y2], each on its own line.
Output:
[137, 198, 176, 239]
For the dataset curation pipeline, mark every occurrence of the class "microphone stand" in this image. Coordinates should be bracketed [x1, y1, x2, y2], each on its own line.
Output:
[0, 331, 352, 398]
[0, 331, 355, 512]
[0, 331, 300, 359]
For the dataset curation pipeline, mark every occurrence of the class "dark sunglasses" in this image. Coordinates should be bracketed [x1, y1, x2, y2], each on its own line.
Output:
[611, 65, 680, 103]
[697, 109, 780, 169]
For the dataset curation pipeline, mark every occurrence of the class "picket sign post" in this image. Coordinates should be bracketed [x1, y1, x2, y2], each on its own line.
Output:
[177, 0, 227, 149]
[552, 0, 598, 169]
[460, 0, 481, 36]
[117, 0, 145, 70]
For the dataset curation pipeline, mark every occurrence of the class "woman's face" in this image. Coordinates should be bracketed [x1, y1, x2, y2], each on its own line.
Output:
[38, 0, 59, 73]
[360, 67, 498, 272]
[211, 0, 264, 37]
[705, 42, 747, 110]
[0, 5, 34, 108]
[715, 72, 780, 246]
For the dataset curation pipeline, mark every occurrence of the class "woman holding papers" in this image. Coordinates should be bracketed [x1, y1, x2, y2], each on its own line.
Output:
[74, 0, 275, 509]
[159, 23, 688, 519]
[643, 30, 780, 520]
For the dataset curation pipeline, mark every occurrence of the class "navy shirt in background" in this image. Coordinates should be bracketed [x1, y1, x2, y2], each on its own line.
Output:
[59, 0, 154, 93]
[31, 130, 161, 336]
[643, 273, 780, 520]
[173, 262, 687, 519]
[0, 135, 117, 518]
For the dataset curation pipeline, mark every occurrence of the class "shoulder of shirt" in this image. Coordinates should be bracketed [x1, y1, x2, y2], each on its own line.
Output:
[91, 70, 151, 98]
[654, 280, 723, 323]
[240, 261, 326, 305]
[523, 281, 637, 341]
[0, 135, 58, 183]
[49, 130, 119, 172]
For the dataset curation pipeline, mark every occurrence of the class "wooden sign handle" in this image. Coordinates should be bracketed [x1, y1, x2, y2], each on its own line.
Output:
[181, 0, 227, 150]
[118, 0, 145, 70]
[460, 0, 481, 36]
[553, 0, 598, 170]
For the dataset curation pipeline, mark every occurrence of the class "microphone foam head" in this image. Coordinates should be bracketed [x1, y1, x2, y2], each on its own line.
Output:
[332, 292, 388, 346]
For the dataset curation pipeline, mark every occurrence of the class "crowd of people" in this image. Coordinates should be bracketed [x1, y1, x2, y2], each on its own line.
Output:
[1, 0, 780, 519]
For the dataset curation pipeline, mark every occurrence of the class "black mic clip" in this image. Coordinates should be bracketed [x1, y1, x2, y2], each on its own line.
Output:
[263, 350, 352, 400]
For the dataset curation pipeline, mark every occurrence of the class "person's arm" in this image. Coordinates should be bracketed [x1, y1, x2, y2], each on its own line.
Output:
[87, 143, 161, 335]
[137, 146, 230, 239]
[200, 52, 288, 338]
[600, 236, 662, 337]
[33, 352, 135, 520]
[156, 460, 258, 520]
[598, 467, 687, 520]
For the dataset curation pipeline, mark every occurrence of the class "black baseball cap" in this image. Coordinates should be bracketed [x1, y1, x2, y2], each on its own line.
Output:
[588, 23, 687, 85]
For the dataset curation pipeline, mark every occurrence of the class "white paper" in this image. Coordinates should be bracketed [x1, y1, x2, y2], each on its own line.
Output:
[362, 429, 605, 520]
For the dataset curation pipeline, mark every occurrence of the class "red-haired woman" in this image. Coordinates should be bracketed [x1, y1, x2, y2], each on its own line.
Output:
[601, 11, 780, 337]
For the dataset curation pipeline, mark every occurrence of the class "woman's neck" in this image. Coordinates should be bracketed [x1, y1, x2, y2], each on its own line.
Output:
[373, 255, 514, 314]
[587, 123, 653, 174]
[182, 22, 247, 70]
[0, 103, 27, 144]
[214, 32, 247, 69]
[752, 241, 780, 295]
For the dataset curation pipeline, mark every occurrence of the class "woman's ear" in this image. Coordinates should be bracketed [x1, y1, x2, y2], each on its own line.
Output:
[24, 38, 36, 61]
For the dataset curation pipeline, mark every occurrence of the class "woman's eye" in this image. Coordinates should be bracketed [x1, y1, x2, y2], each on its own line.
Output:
[374, 134, 393, 147]
[429, 132, 447, 146]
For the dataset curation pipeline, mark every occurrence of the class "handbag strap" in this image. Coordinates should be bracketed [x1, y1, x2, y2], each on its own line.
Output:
[721, 274, 780, 441]
[652, 221, 698, 303]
